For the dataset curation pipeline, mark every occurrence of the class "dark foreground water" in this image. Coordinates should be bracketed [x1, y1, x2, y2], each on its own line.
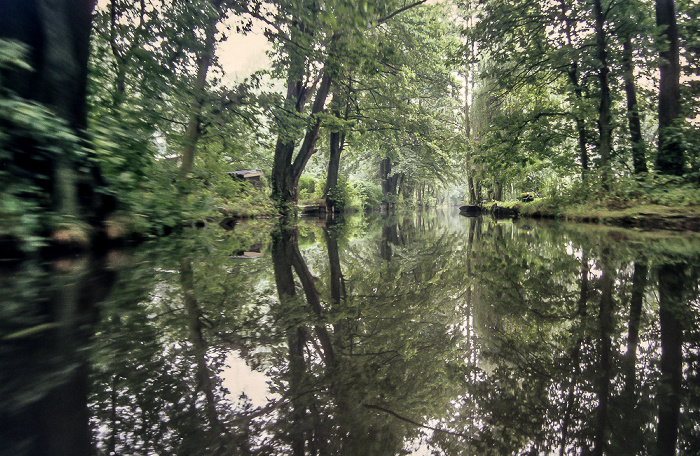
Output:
[2, 209, 700, 455]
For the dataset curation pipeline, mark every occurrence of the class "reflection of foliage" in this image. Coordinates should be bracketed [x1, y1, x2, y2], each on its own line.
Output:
[13, 213, 692, 455]
[88, 225, 278, 455]
[430, 220, 700, 455]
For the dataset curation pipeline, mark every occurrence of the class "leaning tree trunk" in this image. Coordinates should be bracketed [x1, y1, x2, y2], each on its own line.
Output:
[178, 0, 222, 184]
[271, 70, 333, 211]
[656, 0, 684, 175]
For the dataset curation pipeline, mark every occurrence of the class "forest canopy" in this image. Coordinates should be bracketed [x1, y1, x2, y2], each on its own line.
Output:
[0, 0, 698, 250]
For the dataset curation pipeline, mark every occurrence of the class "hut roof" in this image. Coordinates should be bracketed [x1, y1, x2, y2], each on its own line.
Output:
[229, 170, 263, 178]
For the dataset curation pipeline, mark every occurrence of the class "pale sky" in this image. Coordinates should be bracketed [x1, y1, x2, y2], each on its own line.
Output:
[218, 22, 272, 82]
[94, 0, 272, 82]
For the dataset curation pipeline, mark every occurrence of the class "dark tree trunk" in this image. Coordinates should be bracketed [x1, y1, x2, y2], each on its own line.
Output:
[656, 0, 684, 175]
[0, 0, 111, 226]
[621, 33, 648, 174]
[558, 0, 589, 178]
[493, 181, 502, 201]
[381, 158, 392, 196]
[467, 175, 477, 205]
[380, 223, 399, 262]
[323, 101, 345, 213]
[325, 127, 342, 208]
[464, 72, 478, 205]
[272, 62, 334, 212]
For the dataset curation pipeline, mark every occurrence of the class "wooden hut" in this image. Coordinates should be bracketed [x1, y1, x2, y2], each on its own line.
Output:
[228, 170, 264, 190]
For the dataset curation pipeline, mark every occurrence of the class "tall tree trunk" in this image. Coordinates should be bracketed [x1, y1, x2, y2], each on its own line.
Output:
[381, 158, 393, 196]
[594, 0, 613, 189]
[178, 0, 222, 183]
[464, 72, 477, 204]
[621, 32, 648, 174]
[558, 0, 589, 178]
[656, 0, 684, 175]
[493, 181, 502, 201]
[325, 125, 342, 209]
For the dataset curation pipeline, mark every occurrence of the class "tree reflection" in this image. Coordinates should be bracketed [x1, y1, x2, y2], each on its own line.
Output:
[657, 263, 686, 456]
[264, 215, 475, 454]
[0, 257, 117, 456]
[7, 216, 700, 455]
[429, 222, 700, 455]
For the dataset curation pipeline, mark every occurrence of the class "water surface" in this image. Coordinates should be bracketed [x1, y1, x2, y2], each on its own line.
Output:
[2, 210, 700, 455]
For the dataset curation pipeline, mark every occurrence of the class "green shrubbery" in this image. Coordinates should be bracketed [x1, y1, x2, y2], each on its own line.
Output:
[298, 175, 318, 203]
[514, 172, 700, 219]
[355, 181, 384, 211]
[0, 40, 87, 248]
[297, 174, 383, 212]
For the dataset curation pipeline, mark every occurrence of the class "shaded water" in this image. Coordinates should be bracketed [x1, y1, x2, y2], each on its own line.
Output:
[2, 209, 700, 455]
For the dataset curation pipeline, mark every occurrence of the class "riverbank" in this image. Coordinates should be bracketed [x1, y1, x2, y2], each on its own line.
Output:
[484, 199, 700, 231]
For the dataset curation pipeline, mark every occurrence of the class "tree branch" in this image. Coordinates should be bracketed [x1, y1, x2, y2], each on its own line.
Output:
[376, 0, 429, 25]
[363, 404, 470, 439]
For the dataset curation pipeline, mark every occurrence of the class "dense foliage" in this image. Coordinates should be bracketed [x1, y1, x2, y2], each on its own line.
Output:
[0, 0, 698, 247]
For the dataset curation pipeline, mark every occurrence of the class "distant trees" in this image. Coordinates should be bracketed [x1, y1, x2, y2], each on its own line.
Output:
[320, 4, 461, 209]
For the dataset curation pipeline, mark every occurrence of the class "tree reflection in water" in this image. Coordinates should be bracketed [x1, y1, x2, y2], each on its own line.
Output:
[0, 256, 117, 456]
[2, 213, 700, 455]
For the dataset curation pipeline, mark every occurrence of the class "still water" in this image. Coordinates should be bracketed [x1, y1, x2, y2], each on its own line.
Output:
[2, 209, 700, 455]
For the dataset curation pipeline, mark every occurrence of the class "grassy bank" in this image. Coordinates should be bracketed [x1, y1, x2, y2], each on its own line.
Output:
[484, 177, 700, 231]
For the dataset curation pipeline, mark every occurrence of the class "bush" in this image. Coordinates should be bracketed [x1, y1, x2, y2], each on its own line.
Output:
[298, 175, 318, 203]
[355, 181, 384, 211]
